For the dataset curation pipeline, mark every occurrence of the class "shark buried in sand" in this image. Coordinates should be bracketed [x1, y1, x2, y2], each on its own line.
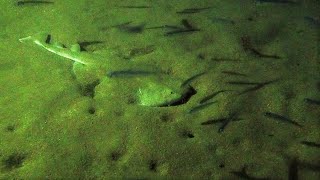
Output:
[19, 32, 195, 107]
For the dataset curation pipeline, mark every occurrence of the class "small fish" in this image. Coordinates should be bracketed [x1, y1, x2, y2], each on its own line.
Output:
[199, 90, 232, 104]
[78, 41, 103, 51]
[264, 112, 303, 128]
[255, 0, 298, 4]
[300, 141, 320, 148]
[145, 26, 165, 30]
[211, 58, 241, 62]
[304, 98, 320, 105]
[128, 45, 155, 58]
[241, 36, 281, 59]
[255, 51, 281, 59]
[181, 19, 194, 29]
[188, 101, 217, 114]
[146, 25, 181, 30]
[117, 5, 151, 9]
[181, 72, 206, 87]
[164, 25, 182, 29]
[238, 79, 279, 95]
[211, 17, 235, 25]
[218, 119, 232, 133]
[218, 113, 242, 133]
[230, 166, 268, 180]
[200, 118, 227, 125]
[107, 70, 157, 78]
[238, 83, 266, 95]
[176, 7, 211, 14]
[165, 28, 200, 36]
[226, 81, 261, 85]
[165, 19, 200, 36]
[111, 21, 132, 28]
[16, 1, 54, 6]
[113, 22, 145, 33]
[221, 71, 247, 77]
[201, 113, 242, 133]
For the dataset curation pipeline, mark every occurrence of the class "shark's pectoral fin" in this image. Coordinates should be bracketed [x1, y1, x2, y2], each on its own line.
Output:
[72, 61, 102, 86]
[72, 62, 84, 76]
[71, 44, 81, 52]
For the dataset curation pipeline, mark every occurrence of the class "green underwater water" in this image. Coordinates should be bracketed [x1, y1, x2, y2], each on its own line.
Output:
[0, 0, 319, 179]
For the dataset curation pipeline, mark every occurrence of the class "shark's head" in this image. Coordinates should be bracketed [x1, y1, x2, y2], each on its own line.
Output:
[19, 32, 51, 44]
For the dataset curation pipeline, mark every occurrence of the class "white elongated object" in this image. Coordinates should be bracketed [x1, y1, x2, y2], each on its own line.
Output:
[19, 32, 91, 65]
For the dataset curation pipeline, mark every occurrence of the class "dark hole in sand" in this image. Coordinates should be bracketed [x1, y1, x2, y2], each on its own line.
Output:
[3, 153, 26, 170]
[127, 96, 137, 104]
[182, 130, 195, 138]
[149, 160, 157, 172]
[197, 53, 205, 60]
[160, 114, 173, 122]
[110, 151, 121, 161]
[6, 125, 15, 132]
[88, 107, 96, 114]
[81, 79, 100, 98]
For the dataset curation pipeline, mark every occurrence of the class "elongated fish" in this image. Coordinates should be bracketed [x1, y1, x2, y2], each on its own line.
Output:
[107, 70, 157, 78]
[264, 112, 302, 127]
[201, 113, 242, 133]
[19, 32, 96, 65]
[188, 101, 217, 114]
[255, 0, 297, 4]
[300, 141, 320, 148]
[304, 98, 320, 105]
[176, 7, 211, 14]
[181, 72, 206, 87]
[230, 166, 268, 180]
[199, 90, 233, 104]
[17, 1, 54, 6]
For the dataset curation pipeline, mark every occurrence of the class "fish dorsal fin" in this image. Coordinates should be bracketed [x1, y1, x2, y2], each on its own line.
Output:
[71, 44, 81, 52]
[45, 34, 51, 44]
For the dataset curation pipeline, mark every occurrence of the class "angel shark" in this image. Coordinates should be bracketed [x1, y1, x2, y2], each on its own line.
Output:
[19, 32, 195, 107]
